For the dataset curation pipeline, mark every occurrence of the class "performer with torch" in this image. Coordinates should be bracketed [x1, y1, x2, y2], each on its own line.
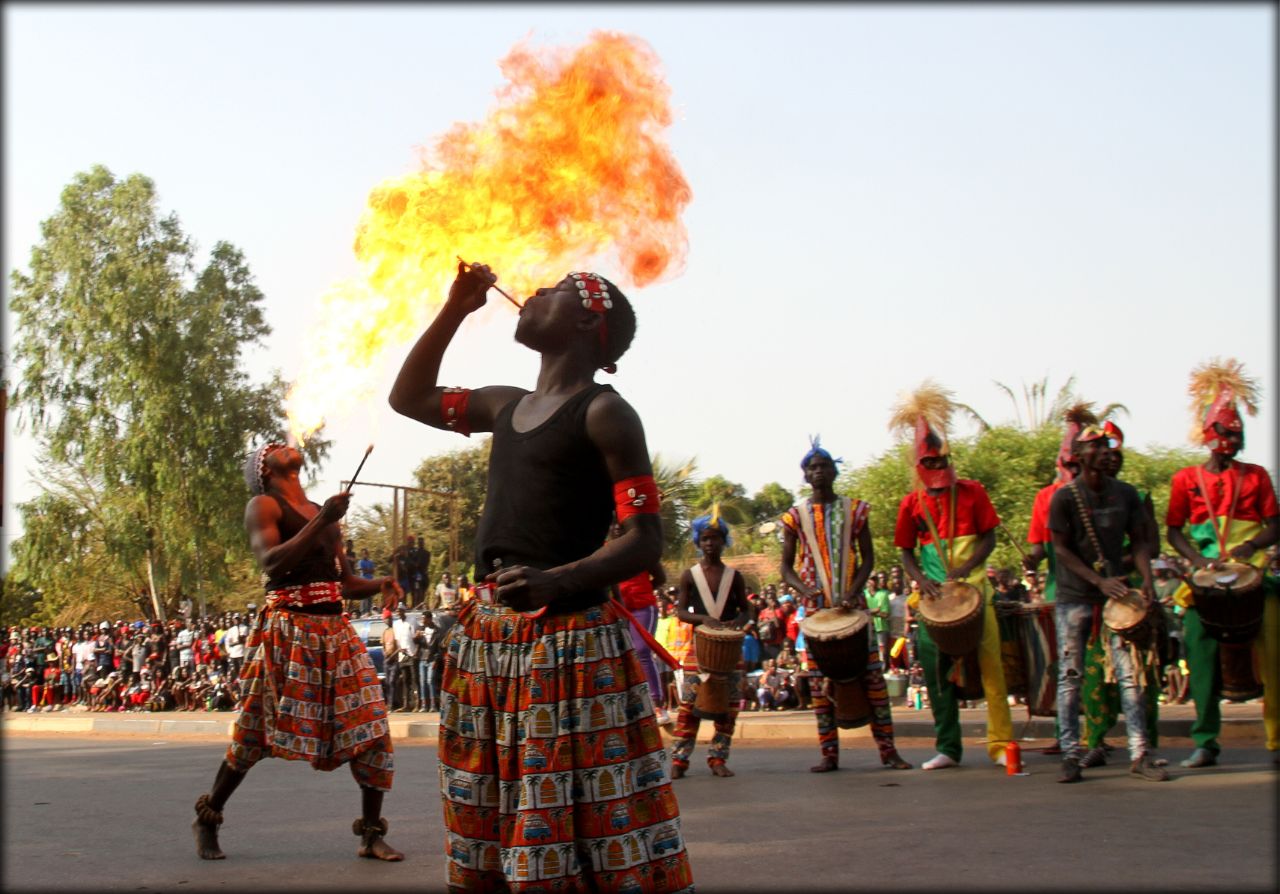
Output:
[191, 442, 404, 861]
[390, 261, 693, 892]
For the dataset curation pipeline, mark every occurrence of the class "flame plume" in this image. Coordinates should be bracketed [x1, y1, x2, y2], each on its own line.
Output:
[286, 31, 692, 444]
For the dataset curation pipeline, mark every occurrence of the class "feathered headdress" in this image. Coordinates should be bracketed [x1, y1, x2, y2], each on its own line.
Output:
[691, 503, 732, 549]
[1056, 402, 1099, 480]
[800, 435, 842, 470]
[889, 381, 961, 488]
[1187, 358, 1259, 451]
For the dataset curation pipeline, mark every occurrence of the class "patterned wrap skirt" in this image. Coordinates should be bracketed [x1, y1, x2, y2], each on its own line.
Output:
[226, 590, 393, 790]
[439, 599, 695, 893]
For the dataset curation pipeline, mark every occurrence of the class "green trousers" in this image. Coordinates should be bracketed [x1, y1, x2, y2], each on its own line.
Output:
[1080, 633, 1160, 749]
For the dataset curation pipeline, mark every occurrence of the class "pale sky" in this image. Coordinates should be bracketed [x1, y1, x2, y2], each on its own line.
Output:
[3, 4, 1275, 562]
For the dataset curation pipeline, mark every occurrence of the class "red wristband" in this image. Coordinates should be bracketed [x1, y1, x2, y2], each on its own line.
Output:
[614, 475, 661, 521]
[440, 387, 472, 437]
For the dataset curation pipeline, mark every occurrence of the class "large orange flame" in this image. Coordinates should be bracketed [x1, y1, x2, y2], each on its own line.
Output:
[286, 31, 692, 444]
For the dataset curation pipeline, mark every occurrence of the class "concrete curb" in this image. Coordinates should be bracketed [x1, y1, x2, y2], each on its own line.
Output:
[3, 701, 1264, 742]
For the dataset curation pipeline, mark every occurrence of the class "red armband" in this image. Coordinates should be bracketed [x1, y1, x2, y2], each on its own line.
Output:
[614, 475, 661, 522]
[440, 387, 472, 437]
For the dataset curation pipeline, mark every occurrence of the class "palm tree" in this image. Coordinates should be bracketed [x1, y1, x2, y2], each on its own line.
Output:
[636, 827, 653, 862]
[992, 375, 1128, 432]
[651, 452, 698, 557]
[554, 771, 572, 803]
[590, 837, 607, 871]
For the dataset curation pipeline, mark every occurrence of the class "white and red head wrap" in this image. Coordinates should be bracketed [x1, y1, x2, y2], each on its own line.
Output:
[243, 442, 285, 495]
[568, 272, 616, 374]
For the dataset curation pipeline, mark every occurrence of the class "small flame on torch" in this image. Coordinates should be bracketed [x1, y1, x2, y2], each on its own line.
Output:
[344, 444, 375, 494]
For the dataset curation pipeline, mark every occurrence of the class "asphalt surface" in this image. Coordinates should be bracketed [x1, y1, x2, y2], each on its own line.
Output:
[3, 732, 1276, 893]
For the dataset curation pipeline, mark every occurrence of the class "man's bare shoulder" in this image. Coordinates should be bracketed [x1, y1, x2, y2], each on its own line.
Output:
[244, 494, 281, 524]
[585, 387, 640, 424]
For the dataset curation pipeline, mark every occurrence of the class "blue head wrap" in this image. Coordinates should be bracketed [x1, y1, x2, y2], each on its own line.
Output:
[800, 435, 843, 471]
[691, 505, 732, 550]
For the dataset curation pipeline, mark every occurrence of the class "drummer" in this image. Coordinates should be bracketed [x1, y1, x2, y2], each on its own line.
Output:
[1048, 423, 1169, 783]
[781, 438, 912, 773]
[1023, 403, 1096, 753]
[890, 383, 1013, 771]
[1166, 359, 1279, 768]
[670, 508, 750, 779]
[1077, 420, 1164, 770]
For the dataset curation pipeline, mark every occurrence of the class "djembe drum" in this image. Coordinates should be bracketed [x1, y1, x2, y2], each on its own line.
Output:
[799, 608, 872, 729]
[1190, 562, 1265, 643]
[917, 581, 986, 700]
[692, 625, 745, 720]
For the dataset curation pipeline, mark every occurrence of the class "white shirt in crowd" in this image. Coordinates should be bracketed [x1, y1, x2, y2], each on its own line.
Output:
[222, 624, 247, 660]
[72, 638, 97, 671]
[392, 614, 420, 658]
[176, 627, 195, 664]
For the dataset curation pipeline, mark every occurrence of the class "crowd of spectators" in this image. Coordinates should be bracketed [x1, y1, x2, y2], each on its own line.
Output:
[0, 551, 1248, 718]
[1, 609, 253, 714]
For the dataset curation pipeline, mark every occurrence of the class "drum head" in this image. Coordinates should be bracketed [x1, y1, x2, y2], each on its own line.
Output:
[917, 581, 981, 624]
[1103, 590, 1147, 631]
[697, 625, 745, 643]
[799, 608, 868, 642]
[1192, 562, 1263, 590]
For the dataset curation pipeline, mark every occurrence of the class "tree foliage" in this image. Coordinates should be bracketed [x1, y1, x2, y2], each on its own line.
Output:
[841, 425, 1201, 574]
[7, 165, 319, 621]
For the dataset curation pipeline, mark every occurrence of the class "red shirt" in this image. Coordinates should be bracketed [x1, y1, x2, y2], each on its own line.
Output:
[617, 571, 657, 611]
[1166, 461, 1279, 527]
[1027, 481, 1063, 545]
[894, 479, 1001, 549]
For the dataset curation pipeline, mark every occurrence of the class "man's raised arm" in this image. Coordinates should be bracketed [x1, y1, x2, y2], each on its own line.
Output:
[388, 261, 525, 434]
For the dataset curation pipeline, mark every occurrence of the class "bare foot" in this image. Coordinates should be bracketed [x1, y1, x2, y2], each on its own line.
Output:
[708, 763, 735, 777]
[809, 757, 839, 773]
[192, 819, 226, 860]
[883, 752, 913, 770]
[358, 836, 405, 861]
[670, 764, 687, 779]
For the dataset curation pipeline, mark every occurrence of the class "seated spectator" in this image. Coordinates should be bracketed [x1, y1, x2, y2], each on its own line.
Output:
[147, 670, 174, 711]
[776, 669, 799, 710]
[757, 660, 783, 711]
[776, 640, 800, 674]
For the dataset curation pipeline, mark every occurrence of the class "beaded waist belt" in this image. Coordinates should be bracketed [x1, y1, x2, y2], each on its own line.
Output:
[266, 580, 343, 609]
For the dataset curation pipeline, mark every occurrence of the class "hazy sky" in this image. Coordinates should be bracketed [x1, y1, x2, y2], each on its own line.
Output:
[3, 4, 1275, 561]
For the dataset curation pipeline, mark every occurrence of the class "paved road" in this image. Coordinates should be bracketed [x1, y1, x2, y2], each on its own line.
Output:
[3, 734, 1275, 892]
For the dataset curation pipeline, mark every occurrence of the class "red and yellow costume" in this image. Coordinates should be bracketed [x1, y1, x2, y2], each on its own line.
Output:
[890, 383, 1012, 764]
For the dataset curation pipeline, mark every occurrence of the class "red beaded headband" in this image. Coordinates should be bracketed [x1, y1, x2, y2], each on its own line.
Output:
[569, 272, 615, 373]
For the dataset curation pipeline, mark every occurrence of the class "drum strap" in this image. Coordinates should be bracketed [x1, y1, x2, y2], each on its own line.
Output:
[1068, 480, 1112, 577]
[691, 564, 736, 621]
[1195, 464, 1243, 559]
[915, 487, 957, 573]
[797, 500, 839, 603]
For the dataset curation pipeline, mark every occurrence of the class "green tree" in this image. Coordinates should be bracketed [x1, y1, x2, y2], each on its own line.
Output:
[343, 439, 492, 584]
[841, 427, 1200, 575]
[749, 482, 794, 524]
[8, 165, 318, 621]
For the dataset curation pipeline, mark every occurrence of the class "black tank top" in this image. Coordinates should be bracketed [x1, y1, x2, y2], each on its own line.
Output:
[474, 384, 615, 607]
[263, 496, 341, 591]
